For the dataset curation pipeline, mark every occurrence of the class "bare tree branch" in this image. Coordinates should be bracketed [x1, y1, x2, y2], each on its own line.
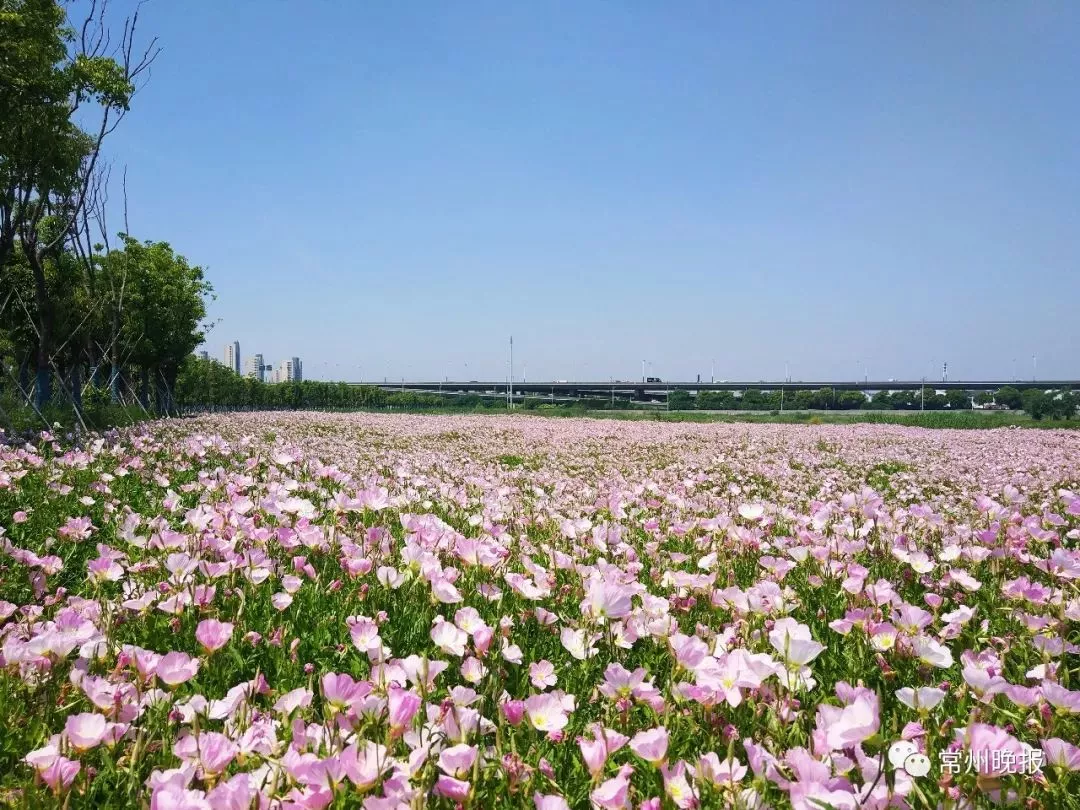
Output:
[122, 164, 130, 236]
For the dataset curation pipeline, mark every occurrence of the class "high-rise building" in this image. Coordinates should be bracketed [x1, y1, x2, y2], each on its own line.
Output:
[244, 353, 265, 382]
[277, 357, 303, 383]
[224, 341, 240, 374]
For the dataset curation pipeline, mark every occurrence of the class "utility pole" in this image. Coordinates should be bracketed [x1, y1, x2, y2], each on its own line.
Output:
[509, 336, 514, 410]
[921, 377, 925, 411]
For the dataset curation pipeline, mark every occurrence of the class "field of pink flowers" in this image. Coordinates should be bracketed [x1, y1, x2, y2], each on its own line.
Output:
[2, 413, 1079, 809]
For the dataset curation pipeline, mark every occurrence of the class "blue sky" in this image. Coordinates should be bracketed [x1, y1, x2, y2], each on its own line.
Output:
[99, 1, 1079, 382]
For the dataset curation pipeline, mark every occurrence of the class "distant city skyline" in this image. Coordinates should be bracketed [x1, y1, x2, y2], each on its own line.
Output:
[214, 340, 302, 384]
[202, 335, 1052, 385]
[223, 341, 240, 376]
[244, 353, 266, 382]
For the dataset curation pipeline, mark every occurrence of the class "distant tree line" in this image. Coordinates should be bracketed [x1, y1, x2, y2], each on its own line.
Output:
[677, 385, 1077, 420]
[174, 357, 501, 412]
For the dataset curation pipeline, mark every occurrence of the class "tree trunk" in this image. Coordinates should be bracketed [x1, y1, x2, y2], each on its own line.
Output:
[87, 336, 99, 388]
[110, 308, 122, 403]
[18, 357, 30, 403]
[27, 249, 53, 410]
[162, 364, 179, 416]
[70, 364, 83, 412]
[139, 366, 149, 410]
[154, 369, 166, 415]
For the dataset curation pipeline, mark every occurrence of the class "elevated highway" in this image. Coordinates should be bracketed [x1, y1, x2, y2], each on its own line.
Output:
[352, 379, 1076, 403]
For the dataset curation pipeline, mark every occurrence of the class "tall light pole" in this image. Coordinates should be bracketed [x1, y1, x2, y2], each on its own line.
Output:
[711, 359, 715, 384]
[509, 335, 513, 410]
[642, 360, 646, 383]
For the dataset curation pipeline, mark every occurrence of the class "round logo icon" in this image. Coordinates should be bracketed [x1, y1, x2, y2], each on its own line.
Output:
[903, 752, 931, 778]
[888, 741, 918, 770]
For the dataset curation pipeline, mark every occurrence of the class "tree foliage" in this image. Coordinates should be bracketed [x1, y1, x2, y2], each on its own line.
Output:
[0, 1, 213, 423]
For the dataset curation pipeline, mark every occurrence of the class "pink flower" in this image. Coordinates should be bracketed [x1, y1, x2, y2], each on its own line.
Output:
[662, 761, 696, 809]
[591, 764, 633, 809]
[438, 743, 478, 778]
[530, 660, 558, 689]
[206, 773, 256, 810]
[388, 686, 421, 731]
[814, 689, 880, 751]
[524, 693, 570, 733]
[174, 731, 237, 776]
[578, 724, 629, 777]
[195, 620, 234, 654]
[501, 699, 525, 726]
[630, 726, 669, 764]
[58, 516, 94, 540]
[322, 672, 367, 710]
[271, 592, 293, 611]
[156, 652, 200, 687]
[150, 786, 210, 810]
[88, 556, 124, 583]
[1042, 738, 1080, 770]
[696, 752, 747, 786]
[738, 503, 765, 521]
[349, 615, 382, 656]
[65, 712, 108, 752]
[13, 510, 28, 523]
[769, 618, 826, 666]
[340, 741, 390, 789]
[41, 756, 81, 794]
[534, 794, 570, 810]
[433, 775, 471, 801]
[582, 579, 633, 621]
[963, 723, 1027, 776]
[274, 687, 313, 715]
[431, 617, 468, 657]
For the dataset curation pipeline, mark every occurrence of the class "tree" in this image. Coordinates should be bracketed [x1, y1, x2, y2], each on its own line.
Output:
[868, 390, 892, 410]
[996, 386, 1023, 410]
[109, 237, 212, 414]
[1021, 389, 1048, 420]
[0, 0, 157, 407]
[838, 391, 868, 410]
[946, 389, 971, 410]
[668, 390, 692, 410]
[697, 390, 735, 410]
[740, 389, 765, 410]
